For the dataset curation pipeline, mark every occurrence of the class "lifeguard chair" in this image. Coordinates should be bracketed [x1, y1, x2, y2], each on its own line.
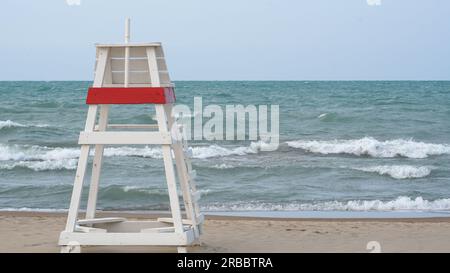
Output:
[59, 19, 203, 253]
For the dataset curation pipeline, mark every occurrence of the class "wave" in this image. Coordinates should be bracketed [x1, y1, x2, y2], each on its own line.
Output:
[203, 196, 450, 212]
[286, 137, 450, 159]
[0, 208, 67, 212]
[0, 144, 80, 162]
[191, 142, 261, 159]
[210, 164, 236, 169]
[97, 185, 211, 201]
[0, 141, 265, 171]
[0, 120, 49, 130]
[0, 120, 26, 129]
[353, 165, 431, 179]
[0, 160, 77, 171]
[2, 196, 449, 212]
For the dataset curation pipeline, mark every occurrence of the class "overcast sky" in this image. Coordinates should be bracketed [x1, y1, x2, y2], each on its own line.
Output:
[1, 0, 449, 80]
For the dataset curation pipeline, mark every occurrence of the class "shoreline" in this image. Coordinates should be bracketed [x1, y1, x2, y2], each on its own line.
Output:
[1, 210, 450, 222]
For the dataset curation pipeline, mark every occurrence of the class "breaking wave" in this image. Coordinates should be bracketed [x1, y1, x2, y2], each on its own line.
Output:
[203, 196, 450, 211]
[210, 164, 236, 169]
[286, 137, 450, 159]
[0, 141, 266, 171]
[0, 120, 49, 130]
[353, 165, 431, 179]
[0, 160, 78, 171]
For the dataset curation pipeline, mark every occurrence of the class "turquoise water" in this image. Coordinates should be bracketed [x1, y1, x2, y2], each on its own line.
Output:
[1, 81, 450, 213]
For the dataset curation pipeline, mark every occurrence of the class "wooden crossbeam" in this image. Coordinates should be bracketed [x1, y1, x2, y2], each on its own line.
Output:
[77, 217, 126, 226]
[78, 132, 172, 145]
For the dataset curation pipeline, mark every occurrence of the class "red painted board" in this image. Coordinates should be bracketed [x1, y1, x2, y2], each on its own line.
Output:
[86, 87, 176, 105]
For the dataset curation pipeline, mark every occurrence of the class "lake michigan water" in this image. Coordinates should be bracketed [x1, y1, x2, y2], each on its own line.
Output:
[1, 81, 450, 216]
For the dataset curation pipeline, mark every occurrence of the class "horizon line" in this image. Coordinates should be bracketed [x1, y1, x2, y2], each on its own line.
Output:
[1, 79, 450, 82]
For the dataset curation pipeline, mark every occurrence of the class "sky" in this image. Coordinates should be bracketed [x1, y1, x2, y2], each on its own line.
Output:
[0, 0, 449, 80]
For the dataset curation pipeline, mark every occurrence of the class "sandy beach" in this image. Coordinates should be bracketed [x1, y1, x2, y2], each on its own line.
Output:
[0, 211, 449, 253]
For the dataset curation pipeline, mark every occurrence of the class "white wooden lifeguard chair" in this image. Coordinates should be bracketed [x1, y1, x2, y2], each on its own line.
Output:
[59, 19, 203, 253]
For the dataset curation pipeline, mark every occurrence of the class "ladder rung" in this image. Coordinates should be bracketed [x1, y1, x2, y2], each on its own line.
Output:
[79, 132, 172, 145]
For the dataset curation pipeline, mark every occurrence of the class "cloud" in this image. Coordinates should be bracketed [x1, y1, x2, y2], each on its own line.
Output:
[367, 0, 382, 6]
[66, 0, 81, 6]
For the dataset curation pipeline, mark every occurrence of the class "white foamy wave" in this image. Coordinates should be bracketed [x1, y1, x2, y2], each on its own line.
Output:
[203, 197, 450, 212]
[103, 146, 163, 159]
[0, 159, 77, 171]
[120, 185, 211, 196]
[0, 120, 49, 130]
[354, 165, 431, 179]
[120, 186, 168, 195]
[211, 164, 236, 169]
[105, 143, 261, 159]
[0, 120, 26, 129]
[0, 208, 67, 213]
[191, 141, 269, 159]
[286, 137, 450, 159]
[104, 143, 260, 160]
[0, 144, 80, 161]
[191, 145, 253, 159]
[0, 141, 265, 172]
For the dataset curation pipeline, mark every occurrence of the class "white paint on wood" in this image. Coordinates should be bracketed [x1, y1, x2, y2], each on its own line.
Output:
[78, 131, 172, 145]
[75, 225, 107, 233]
[77, 217, 126, 226]
[157, 214, 204, 226]
[60, 229, 194, 246]
[96, 43, 161, 48]
[106, 124, 159, 130]
[86, 104, 109, 220]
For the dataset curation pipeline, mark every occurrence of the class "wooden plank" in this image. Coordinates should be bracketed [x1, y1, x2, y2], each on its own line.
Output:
[155, 104, 184, 235]
[93, 48, 109, 87]
[140, 226, 190, 233]
[64, 105, 99, 232]
[111, 59, 149, 71]
[86, 104, 109, 220]
[77, 217, 126, 226]
[158, 214, 204, 226]
[111, 71, 151, 84]
[86, 87, 175, 104]
[93, 220, 168, 233]
[96, 43, 161, 48]
[165, 104, 195, 226]
[107, 124, 159, 129]
[75, 225, 107, 233]
[146, 47, 160, 87]
[124, 46, 130, 87]
[59, 229, 194, 246]
[78, 131, 172, 145]
[64, 145, 91, 232]
[101, 83, 174, 88]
